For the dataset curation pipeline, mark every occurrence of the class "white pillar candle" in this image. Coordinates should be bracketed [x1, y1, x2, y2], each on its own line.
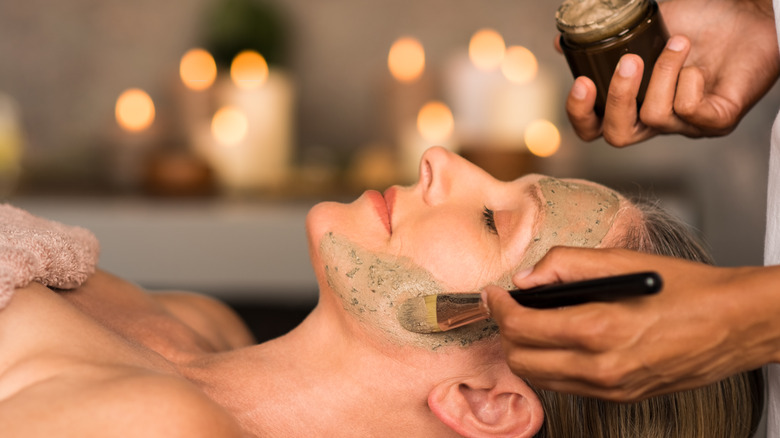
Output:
[195, 68, 295, 194]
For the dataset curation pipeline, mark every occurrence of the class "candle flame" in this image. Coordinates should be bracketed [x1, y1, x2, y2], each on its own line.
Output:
[231, 50, 269, 90]
[180, 48, 217, 91]
[417, 101, 454, 143]
[115, 88, 155, 132]
[525, 120, 560, 157]
[469, 29, 505, 71]
[501, 46, 538, 84]
[388, 37, 425, 83]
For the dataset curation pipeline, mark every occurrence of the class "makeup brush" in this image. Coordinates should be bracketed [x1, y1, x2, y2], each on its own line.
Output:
[397, 272, 662, 333]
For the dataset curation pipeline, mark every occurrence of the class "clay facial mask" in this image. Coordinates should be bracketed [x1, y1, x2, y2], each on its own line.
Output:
[317, 178, 620, 348]
[519, 177, 620, 268]
[319, 232, 499, 351]
[556, 0, 669, 115]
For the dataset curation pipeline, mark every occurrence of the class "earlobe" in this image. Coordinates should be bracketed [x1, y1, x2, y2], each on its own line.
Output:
[428, 371, 544, 438]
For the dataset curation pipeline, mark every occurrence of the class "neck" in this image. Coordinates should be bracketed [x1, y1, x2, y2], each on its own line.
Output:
[182, 303, 454, 437]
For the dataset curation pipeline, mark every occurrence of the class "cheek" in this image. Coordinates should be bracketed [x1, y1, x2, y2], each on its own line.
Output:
[306, 202, 381, 253]
[400, 216, 500, 291]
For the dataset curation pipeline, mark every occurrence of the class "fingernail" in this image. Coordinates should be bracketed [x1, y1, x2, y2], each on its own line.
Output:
[666, 36, 686, 52]
[617, 57, 637, 78]
[480, 289, 492, 317]
[571, 79, 587, 100]
[515, 267, 533, 279]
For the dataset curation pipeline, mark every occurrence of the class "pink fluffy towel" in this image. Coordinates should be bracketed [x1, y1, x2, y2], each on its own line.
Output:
[0, 203, 99, 309]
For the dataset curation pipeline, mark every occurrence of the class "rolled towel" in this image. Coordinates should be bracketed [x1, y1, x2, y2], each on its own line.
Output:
[0, 203, 99, 308]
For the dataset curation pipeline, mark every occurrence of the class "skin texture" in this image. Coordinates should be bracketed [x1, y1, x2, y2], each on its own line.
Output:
[563, 0, 779, 146]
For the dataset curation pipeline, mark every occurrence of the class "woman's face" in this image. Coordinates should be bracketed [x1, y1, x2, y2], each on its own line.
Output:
[306, 147, 628, 349]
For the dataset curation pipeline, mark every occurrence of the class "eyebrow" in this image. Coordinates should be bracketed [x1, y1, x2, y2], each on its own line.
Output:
[525, 183, 544, 242]
[526, 183, 543, 216]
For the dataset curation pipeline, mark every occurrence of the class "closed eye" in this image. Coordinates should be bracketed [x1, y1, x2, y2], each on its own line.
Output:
[483, 206, 498, 235]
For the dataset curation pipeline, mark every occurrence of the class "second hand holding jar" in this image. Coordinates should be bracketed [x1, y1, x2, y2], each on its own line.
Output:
[556, 0, 669, 116]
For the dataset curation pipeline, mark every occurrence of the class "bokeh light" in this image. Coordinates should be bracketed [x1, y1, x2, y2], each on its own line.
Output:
[115, 88, 155, 132]
[179, 48, 217, 91]
[231, 50, 269, 90]
[388, 37, 426, 83]
[469, 29, 506, 71]
[524, 120, 560, 157]
[211, 106, 249, 146]
[417, 101, 454, 143]
[501, 45, 538, 84]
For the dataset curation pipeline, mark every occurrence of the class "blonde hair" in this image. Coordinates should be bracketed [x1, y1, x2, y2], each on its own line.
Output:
[532, 198, 763, 438]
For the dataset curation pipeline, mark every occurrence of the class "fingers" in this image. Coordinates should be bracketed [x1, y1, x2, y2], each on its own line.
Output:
[640, 35, 692, 133]
[484, 285, 571, 348]
[674, 66, 739, 136]
[484, 283, 607, 349]
[483, 284, 524, 326]
[553, 34, 563, 54]
[601, 55, 657, 147]
[511, 247, 625, 289]
[565, 76, 602, 141]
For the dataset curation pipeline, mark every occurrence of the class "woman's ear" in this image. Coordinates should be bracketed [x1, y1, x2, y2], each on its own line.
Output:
[427, 365, 544, 438]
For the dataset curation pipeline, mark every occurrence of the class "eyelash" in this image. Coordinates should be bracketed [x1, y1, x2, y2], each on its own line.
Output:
[483, 206, 498, 235]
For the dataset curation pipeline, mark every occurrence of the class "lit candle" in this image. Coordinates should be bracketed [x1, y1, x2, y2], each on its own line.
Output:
[469, 28, 506, 71]
[382, 37, 437, 157]
[400, 100, 457, 182]
[524, 119, 561, 158]
[176, 48, 217, 153]
[180, 48, 217, 91]
[444, 35, 558, 151]
[111, 88, 156, 190]
[115, 88, 155, 133]
[388, 37, 425, 83]
[193, 51, 295, 194]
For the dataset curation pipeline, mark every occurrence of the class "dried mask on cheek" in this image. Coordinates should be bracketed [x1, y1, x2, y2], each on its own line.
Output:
[520, 177, 619, 268]
[319, 232, 498, 351]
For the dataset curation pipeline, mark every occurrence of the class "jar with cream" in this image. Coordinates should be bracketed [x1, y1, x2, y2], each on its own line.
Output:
[556, 0, 669, 116]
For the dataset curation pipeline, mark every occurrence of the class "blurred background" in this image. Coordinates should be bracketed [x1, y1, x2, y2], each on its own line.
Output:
[2, 0, 778, 340]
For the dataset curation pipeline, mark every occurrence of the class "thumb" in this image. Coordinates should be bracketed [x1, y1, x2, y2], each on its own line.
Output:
[512, 247, 618, 289]
[483, 285, 524, 326]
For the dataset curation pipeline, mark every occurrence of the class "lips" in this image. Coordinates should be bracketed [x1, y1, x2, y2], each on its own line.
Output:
[366, 189, 393, 234]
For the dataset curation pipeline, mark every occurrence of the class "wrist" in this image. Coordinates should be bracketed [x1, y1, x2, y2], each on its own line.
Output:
[726, 265, 780, 365]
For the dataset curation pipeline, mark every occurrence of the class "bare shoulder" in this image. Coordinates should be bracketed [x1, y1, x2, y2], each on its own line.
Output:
[153, 291, 256, 349]
[0, 370, 245, 438]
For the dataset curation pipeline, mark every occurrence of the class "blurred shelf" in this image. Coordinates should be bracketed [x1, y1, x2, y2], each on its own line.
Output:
[11, 196, 319, 303]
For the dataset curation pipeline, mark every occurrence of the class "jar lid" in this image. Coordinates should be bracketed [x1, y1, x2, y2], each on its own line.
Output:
[556, 0, 648, 44]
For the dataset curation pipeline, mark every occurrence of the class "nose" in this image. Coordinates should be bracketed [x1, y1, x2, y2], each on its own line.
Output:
[419, 146, 455, 205]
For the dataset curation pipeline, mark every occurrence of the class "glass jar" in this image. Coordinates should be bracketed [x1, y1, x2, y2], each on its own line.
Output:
[556, 0, 669, 116]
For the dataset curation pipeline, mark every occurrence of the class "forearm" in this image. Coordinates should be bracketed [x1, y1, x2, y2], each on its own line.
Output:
[725, 264, 780, 366]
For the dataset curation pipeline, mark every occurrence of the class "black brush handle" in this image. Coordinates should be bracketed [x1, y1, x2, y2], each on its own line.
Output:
[508, 272, 662, 309]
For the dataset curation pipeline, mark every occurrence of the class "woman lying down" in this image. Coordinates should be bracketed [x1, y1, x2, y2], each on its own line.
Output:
[0, 147, 763, 438]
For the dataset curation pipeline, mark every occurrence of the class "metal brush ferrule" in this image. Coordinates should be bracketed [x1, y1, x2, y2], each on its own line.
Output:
[436, 294, 491, 331]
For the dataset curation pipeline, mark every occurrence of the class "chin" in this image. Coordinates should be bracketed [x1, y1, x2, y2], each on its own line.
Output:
[305, 200, 359, 257]
[304, 202, 334, 284]
[305, 202, 335, 247]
